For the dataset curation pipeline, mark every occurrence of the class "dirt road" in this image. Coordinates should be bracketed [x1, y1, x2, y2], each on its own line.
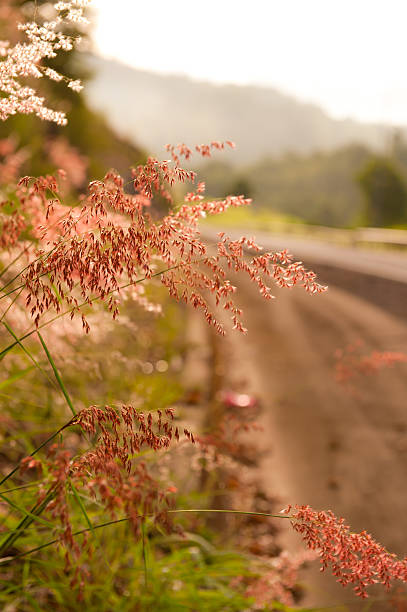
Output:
[216, 258, 407, 609]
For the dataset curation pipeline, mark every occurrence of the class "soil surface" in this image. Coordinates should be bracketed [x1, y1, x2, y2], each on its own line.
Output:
[213, 261, 407, 610]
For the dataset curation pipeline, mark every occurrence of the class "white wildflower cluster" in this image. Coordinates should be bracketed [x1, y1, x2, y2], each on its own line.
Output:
[0, 1, 91, 125]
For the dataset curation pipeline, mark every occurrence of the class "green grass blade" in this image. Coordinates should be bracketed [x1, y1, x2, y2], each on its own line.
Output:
[2, 321, 56, 389]
[141, 519, 148, 587]
[0, 517, 130, 563]
[0, 489, 56, 555]
[21, 592, 43, 612]
[0, 246, 29, 281]
[0, 416, 76, 489]
[70, 481, 94, 535]
[168, 508, 293, 519]
[0, 482, 42, 495]
[0, 366, 35, 391]
[0, 287, 23, 324]
[0, 493, 54, 529]
[0, 507, 291, 564]
[37, 332, 76, 416]
[0, 329, 34, 361]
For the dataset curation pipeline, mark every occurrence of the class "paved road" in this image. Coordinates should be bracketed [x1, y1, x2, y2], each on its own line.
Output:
[203, 226, 407, 282]
[210, 231, 407, 609]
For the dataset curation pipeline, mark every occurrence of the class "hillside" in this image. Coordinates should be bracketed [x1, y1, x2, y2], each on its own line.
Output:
[201, 144, 373, 227]
[84, 55, 397, 165]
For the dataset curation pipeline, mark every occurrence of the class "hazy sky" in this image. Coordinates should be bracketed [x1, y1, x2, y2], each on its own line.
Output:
[93, 0, 407, 126]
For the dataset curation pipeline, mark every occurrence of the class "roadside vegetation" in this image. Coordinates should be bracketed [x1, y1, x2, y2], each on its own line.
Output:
[1, 2, 407, 611]
[203, 139, 407, 230]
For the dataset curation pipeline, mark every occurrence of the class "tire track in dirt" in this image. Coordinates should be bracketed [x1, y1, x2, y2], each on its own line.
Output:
[218, 269, 407, 609]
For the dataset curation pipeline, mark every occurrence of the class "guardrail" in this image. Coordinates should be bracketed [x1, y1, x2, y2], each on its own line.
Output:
[256, 223, 407, 248]
[355, 227, 407, 247]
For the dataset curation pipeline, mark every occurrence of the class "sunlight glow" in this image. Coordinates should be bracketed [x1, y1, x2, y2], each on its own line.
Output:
[93, 0, 407, 126]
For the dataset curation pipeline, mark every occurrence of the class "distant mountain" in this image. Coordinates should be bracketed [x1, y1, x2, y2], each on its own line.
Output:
[84, 55, 398, 165]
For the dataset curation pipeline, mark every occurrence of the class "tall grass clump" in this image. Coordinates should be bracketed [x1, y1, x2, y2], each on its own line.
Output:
[1, 2, 407, 610]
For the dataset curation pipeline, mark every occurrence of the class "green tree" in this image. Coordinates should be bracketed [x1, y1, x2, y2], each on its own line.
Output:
[230, 175, 253, 199]
[357, 156, 407, 227]
[391, 130, 407, 169]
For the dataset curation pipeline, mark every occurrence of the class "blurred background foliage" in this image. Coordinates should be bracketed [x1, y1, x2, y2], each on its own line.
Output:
[2, 2, 407, 610]
[83, 55, 407, 230]
[4, 1, 407, 229]
[202, 136, 407, 229]
[357, 155, 407, 227]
